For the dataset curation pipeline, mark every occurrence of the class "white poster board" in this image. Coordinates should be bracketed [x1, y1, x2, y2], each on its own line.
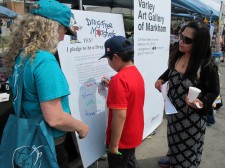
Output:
[58, 10, 125, 168]
[134, 0, 171, 138]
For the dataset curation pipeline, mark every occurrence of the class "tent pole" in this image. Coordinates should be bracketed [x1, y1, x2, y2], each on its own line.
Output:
[79, 0, 83, 10]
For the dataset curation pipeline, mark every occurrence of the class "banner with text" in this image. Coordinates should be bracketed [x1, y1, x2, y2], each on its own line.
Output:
[134, 0, 171, 138]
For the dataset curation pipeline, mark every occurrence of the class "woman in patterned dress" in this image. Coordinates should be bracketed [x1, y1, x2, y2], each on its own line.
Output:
[155, 21, 220, 168]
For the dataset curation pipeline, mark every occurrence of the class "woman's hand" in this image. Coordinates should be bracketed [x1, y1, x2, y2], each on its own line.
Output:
[77, 123, 89, 139]
[185, 97, 203, 109]
[155, 79, 164, 92]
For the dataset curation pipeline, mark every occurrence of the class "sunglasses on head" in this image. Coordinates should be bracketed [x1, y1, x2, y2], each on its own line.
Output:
[179, 34, 193, 44]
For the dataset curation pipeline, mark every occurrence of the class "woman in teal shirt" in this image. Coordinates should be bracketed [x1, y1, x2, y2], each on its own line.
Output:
[4, 1, 89, 167]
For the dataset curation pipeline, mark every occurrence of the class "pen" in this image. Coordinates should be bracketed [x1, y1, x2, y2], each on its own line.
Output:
[105, 76, 113, 81]
[106, 149, 122, 156]
[117, 151, 122, 156]
[101, 76, 113, 84]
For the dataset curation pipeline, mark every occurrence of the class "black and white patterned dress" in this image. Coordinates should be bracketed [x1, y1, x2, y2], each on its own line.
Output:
[167, 69, 207, 168]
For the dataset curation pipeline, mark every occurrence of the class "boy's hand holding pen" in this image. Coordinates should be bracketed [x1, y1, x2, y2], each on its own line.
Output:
[101, 76, 113, 87]
[106, 149, 122, 156]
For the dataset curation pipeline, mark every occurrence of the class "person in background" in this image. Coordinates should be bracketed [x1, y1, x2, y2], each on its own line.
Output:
[0, 18, 3, 35]
[6, 18, 14, 32]
[221, 26, 225, 62]
[100, 36, 145, 168]
[155, 21, 220, 168]
[174, 26, 181, 36]
[3, 1, 88, 167]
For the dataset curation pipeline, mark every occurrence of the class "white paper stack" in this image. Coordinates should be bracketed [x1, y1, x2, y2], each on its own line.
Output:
[161, 82, 178, 115]
[0, 93, 10, 102]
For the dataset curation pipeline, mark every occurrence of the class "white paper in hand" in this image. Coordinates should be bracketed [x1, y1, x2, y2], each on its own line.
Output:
[161, 82, 178, 115]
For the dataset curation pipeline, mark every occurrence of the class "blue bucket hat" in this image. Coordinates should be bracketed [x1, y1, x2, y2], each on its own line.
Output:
[30, 0, 75, 36]
[99, 36, 133, 60]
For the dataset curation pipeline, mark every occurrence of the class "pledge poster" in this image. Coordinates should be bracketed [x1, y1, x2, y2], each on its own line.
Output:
[58, 10, 125, 168]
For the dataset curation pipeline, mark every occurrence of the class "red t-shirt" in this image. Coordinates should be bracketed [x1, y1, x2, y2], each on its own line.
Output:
[106, 66, 145, 149]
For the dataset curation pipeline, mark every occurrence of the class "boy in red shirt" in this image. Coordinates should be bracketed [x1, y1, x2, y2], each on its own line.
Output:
[100, 36, 145, 168]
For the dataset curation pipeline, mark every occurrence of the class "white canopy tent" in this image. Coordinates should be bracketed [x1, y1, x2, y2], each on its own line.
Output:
[199, 0, 220, 12]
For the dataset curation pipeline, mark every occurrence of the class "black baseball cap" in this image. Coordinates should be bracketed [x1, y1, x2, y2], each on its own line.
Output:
[99, 36, 133, 60]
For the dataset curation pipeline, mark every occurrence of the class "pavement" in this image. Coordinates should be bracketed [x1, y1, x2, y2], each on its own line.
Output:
[88, 62, 225, 168]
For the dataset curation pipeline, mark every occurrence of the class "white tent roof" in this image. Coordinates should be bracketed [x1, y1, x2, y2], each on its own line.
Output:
[199, 0, 220, 13]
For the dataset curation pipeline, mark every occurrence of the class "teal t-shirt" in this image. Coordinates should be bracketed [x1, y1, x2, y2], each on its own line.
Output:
[9, 50, 70, 138]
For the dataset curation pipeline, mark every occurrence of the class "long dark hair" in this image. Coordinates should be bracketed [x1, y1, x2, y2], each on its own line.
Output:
[169, 21, 214, 80]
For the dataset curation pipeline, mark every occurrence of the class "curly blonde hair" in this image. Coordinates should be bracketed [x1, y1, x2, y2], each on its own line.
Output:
[4, 14, 59, 76]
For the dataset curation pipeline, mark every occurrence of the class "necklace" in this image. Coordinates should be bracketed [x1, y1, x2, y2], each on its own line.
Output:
[181, 56, 186, 68]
